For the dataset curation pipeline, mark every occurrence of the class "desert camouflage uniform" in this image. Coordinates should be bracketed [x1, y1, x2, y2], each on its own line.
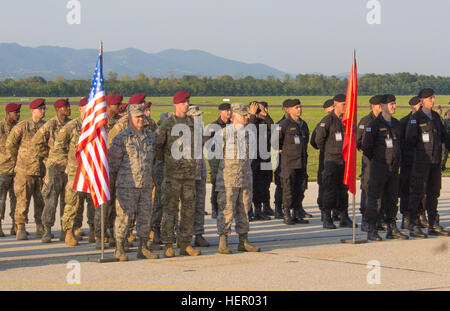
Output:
[216, 126, 252, 235]
[156, 114, 196, 245]
[109, 127, 154, 242]
[33, 116, 71, 227]
[0, 119, 18, 221]
[194, 159, 207, 235]
[6, 119, 46, 225]
[151, 159, 164, 231]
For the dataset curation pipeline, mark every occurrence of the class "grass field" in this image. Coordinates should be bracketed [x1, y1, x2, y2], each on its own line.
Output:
[1, 96, 449, 181]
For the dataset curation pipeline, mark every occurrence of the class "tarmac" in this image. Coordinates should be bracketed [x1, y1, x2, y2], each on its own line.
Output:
[1, 179, 450, 291]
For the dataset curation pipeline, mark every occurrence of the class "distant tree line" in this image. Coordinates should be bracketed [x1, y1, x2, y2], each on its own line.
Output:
[1, 72, 449, 97]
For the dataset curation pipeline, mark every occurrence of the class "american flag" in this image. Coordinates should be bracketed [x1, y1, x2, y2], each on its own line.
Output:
[73, 55, 110, 207]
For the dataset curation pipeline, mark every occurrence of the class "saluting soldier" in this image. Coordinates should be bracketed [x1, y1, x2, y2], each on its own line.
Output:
[405, 88, 450, 238]
[109, 104, 158, 261]
[315, 94, 355, 229]
[7, 99, 46, 240]
[0, 103, 21, 236]
[362, 94, 408, 241]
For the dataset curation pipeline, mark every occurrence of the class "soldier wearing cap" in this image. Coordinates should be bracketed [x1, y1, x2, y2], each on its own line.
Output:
[32, 98, 72, 243]
[357, 95, 383, 231]
[248, 101, 274, 220]
[277, 99, 309, 225]
[405, 88, 450, 238]
[109, 104, 158, 261]
[399, 96, 427, 229]
[206, 103, 231, 219]
[6, 99, 47, 240]
[216, 103, 260, 254]
[156, 91, 201, 257]
[310, 99, 334, 220]
[362, 94, 408, 241]
[54, 98, 88, 246]
[315, 94, 356, 229]
[0, 103, 21, 236]
[186, 105, 210, 248]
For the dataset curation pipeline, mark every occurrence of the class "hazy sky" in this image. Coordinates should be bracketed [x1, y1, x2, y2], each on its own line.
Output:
[1, 0, 449, 76]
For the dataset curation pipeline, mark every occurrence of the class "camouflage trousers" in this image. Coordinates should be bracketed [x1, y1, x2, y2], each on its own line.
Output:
[217, 187, 251, 235]
[114, 187, 152, 242]
[161, 177, 195, 244]
[75, 192, 95, 229]
[61, 174, 81, 231]
[41, 167, 67, 227]
[194, 179, 206, 235]
[151, 160, 164, 231]
[14, 173, 44, 225]
[0, 174, 16, 221]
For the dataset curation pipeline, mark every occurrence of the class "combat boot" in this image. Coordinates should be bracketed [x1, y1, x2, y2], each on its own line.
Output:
[254, 203, 270, 221]
[300, 206, 313, 219]
[274, 204, 283, 219]
[74, 227, 85, 237]
[339, 211, 357, 228]
[218, 234, 232, 254]
[367, 224, 382, 241]
[137, 238, 159, 259]
[376, 219, 388, 231]
[386, 222, 409, 240]
[292, 208, 309, 224]
[152, 227, 162, 245]
[36, 224, 44, 238]
[65, 229, 78, 246]
[164, 243, 176, 258]
[114, 240, 128, 262]
[41, 226, 52, 243]
[332, 209, 340, 222]
[322, 211, 336, 229]
[237, 233, 260, 252]
[262, 202, 274, 216]
[282, 207, 295, 225]
[428, 216, 450, 236]
[409, 224, 428, 239]
[180, 241, 201, 256]
[128, 228, 136, 243]
[0, 220, 4, 237]
[194, 234, 210, 247]
[401, 213, 410, 230]
[419, 211, 429, 228]
[16, 223, 28, 240]
[88, 225, 95, 243]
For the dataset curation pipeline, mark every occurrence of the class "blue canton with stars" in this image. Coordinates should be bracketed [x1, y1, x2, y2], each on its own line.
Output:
[88, 56, 105, 102]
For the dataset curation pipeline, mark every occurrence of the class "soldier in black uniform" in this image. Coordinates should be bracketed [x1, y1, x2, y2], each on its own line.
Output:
[273, 112, 286, 219]
[357, 95, 383, 232]
[206, 103, 231, 219]
[399, 96, 427, 229]
[278, 99, 309, 225]
[248, 101, 273, 221]
[315, 94, 355, 229]
[310, 99, 334, 220]
[362, 94, 408, 241]
[405, 88, 450, 238]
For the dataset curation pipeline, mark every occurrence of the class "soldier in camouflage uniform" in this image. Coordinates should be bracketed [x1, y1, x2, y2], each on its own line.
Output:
[0, 103, 21, 236]
[215, 103, 260, 254]
[186, 106, 210, 247]
[74, 192, 95, 241]
[57, 99, 88, 246]
[109, 104, 158, 261]
[32, 98, 72, 243]
[6, 99, 47, 240]
[156, 91, 201, 257]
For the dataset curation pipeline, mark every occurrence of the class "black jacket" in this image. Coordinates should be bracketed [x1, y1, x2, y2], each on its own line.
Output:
[278, 114, 309, 173]
[314, 112, 345, 165]
[248, 113, 274, 163]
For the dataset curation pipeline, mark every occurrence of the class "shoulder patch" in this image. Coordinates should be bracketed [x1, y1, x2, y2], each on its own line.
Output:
[366, 127, 371, 132]
[411, 120, 417, 124]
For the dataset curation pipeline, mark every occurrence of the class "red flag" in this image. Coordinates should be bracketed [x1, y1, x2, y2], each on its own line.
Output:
[342, 52, 358, 195]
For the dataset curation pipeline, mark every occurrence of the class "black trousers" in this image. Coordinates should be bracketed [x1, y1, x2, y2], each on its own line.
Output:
[408, 163, 442, 226]
[365, 162, 399, 225]
[274, 165, 282, 208]
[281, 168, 307, 212]
[399, 163, 426, 215]
[359, 156, 371, 216]
[322, 162, 348, 214]
[252, 161, 273, 204]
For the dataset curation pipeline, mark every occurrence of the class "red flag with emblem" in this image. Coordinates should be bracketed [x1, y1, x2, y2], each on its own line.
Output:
[342, 51, 358, 195]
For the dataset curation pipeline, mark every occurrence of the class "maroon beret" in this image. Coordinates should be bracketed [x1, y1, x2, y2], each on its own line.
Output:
[144, 101, 152, 109]
[120, 103, 128, 112]
[79, 97, 88, 107]
[5, 103, 21, 113]
[54, 98, 69, 109]
[173, 91, 190, 105]
[106, 94, 123, 106]
[128, 93, 146, 105]
[30, 98, 46, 109]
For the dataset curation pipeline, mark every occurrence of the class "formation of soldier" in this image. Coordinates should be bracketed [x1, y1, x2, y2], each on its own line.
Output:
[0, 88, 449, 260]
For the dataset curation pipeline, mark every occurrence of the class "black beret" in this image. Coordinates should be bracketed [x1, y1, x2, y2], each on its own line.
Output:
[381, 94, 396, 104]
[369, 95, 383, 105]
[333, 94, 346, 102]
[323, 99, 334, 109]
[409, 96, 421, 106]
[282, 99, 301, 108]
[218, 103, 231, 110]
[418, 88, 434, 99]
